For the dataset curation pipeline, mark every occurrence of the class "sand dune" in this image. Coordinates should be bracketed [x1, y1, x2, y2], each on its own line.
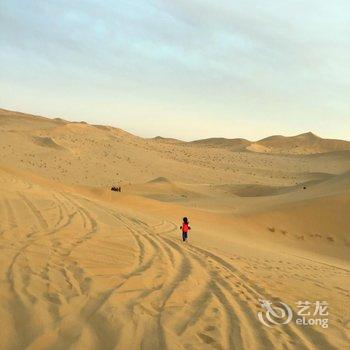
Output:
[0, 108, 349, 349]
[256, 132, 350, 155]
[186, 132, 350, 155]
[190, 138, 251, 151]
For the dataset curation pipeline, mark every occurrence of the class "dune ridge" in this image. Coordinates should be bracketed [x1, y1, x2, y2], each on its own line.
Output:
[188, 132, 350, 155]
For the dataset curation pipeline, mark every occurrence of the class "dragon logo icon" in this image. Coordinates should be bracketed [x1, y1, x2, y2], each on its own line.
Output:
[258, 299, 293, 327]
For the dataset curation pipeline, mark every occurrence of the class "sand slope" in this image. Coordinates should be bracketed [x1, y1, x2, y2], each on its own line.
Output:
[188, 132, 350, 155]
[0, 108, 349, 349]
[256, 132, 350, 155]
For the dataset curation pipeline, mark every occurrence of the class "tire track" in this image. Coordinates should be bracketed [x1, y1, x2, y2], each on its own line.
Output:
[5, 228, 40, 349]
[42, 197, 163, 349]
[17, 193, 48, 230]
[184, 239, 336, 350]
[4, 198, 18, 228]
[3, 192, 82, 348]
[92, 207, 237, 349]
[146, 219, 308, 348]
[120, 217, 212, 349]
[3, 188, 337, 350]
[159, 235, 245, 349]
[72, 202, 186, 348]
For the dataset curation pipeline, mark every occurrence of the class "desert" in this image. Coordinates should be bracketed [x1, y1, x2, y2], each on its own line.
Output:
[0, 108, 349, 349]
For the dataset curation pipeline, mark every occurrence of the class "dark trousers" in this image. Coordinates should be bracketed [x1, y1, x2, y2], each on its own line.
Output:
[182, 232, 188, 241]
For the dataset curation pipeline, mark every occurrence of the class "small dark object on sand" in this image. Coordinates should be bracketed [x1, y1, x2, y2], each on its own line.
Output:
[111, 186, 122, 192]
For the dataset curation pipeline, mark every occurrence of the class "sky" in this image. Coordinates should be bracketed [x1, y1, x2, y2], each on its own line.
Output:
[1, 0, 349, 141]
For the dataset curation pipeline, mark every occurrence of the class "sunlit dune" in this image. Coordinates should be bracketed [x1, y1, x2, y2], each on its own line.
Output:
[0, 108, 349, 349]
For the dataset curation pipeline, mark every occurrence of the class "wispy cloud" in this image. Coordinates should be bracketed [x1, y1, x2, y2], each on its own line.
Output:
[0, 0, 349, 140]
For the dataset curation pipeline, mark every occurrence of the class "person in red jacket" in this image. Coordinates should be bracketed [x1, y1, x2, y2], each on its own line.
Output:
[180, 217, 191, 242]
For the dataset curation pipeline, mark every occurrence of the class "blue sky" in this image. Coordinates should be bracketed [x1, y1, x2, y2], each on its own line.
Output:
[1, 1, 349, 140]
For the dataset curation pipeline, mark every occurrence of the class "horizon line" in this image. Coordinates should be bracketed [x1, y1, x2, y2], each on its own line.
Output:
[1, 106, 350, 143]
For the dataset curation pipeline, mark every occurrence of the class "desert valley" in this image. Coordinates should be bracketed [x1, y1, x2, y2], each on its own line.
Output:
[0, 108, 349, 349]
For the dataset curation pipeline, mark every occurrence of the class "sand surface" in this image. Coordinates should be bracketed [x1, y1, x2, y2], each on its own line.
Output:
[0, 108, 349, 349]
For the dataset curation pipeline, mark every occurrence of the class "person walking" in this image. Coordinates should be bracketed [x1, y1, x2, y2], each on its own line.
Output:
[180, 217, 191, 242]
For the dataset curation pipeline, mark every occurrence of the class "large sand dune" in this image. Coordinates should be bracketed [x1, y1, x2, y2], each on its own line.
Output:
[189, 132, 350, 155]
[0, 108, 349, 349]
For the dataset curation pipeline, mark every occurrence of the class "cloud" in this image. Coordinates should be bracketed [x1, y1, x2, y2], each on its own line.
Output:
[0, 0, 349, 140]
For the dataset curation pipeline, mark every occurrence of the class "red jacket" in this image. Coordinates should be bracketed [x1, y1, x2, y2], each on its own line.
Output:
[181, 223, 190, 233]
